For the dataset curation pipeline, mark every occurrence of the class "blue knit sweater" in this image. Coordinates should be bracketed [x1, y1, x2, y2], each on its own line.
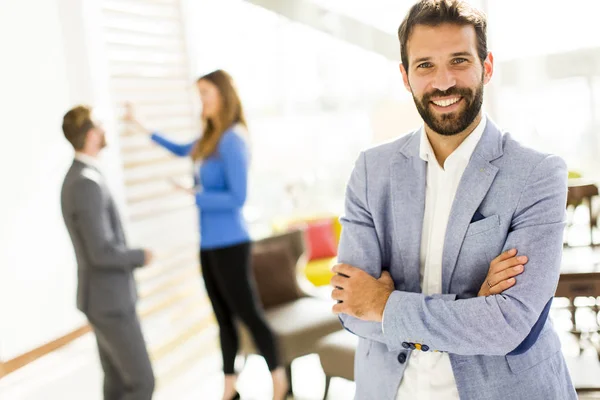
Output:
[151, 126, 250, 250]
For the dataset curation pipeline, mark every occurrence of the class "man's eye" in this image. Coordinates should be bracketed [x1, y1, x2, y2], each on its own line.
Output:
[417, 62, 433, 69]
[452, 58, 467, 64]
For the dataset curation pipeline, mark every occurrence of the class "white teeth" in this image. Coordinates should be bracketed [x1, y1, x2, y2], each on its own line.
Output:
[432, 97, 460, 107]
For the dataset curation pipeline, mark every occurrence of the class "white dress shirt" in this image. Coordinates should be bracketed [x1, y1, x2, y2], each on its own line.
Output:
[395, 116, 487, 399]
[75, 152, 101, 171]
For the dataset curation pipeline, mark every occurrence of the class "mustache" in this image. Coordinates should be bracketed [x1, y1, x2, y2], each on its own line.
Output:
[422, 87, 472, 103]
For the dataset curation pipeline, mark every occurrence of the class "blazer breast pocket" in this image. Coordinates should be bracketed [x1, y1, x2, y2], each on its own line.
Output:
[465, 214, 500, 237]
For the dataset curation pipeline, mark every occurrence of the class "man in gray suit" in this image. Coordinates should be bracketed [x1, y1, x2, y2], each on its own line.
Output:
[60, 105, 155, 400]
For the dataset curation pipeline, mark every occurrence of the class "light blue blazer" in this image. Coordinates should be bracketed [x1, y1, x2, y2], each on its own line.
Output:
[338, 118, 576, 400]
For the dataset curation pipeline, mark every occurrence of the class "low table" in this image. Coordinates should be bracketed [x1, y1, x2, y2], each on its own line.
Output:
[316, 330, 358, 400]
[556, 252, 600, 363]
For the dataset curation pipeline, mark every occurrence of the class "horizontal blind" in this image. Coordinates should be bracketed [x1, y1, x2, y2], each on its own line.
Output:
[100, 0, 217, 383]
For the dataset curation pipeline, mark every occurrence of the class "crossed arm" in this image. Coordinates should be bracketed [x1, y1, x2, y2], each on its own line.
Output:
[333, 152, 567, 356]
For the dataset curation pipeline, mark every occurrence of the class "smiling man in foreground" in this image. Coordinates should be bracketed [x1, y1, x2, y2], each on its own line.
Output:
[331, 1, 576, 399]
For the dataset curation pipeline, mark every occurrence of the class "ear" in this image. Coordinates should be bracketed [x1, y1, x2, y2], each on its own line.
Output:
[483, 51, 494, 85]
[399, 63, 411, 92]
[85, 127, 98, 146]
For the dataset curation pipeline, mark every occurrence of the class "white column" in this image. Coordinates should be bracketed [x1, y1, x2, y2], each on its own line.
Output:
[0, 0, 121, 361]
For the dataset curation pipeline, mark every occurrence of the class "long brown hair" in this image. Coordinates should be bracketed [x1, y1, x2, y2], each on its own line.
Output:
[191, 70, 247, 160]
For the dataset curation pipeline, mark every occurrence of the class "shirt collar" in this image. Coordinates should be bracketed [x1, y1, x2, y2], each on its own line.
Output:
[419, 114, 487, 164]
[75, 152, 101, 170]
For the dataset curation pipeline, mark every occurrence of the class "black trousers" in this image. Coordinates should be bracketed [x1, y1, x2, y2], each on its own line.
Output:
[200, 241, 280, 374]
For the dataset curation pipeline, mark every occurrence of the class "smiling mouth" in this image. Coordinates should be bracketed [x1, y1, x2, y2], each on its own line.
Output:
[430, 96, 462, 108]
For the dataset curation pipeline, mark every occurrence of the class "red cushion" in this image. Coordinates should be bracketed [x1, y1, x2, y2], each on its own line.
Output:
[302, 220, 338, 261]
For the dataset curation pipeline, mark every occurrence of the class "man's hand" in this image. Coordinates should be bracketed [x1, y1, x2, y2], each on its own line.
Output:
[143, 249, 154, 266]
[478, 248, 527, 296]
[331, 263, 395, 322]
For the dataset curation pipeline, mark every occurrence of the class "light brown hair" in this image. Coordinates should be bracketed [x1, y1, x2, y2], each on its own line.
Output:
[191, 70, 247, 160]
[398, 0, 488, 69]
[62, 105, 95, 150]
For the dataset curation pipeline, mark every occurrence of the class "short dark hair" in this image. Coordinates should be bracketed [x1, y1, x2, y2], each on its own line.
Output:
[62, 105, 94, 150]
[398, 0, 488, 69]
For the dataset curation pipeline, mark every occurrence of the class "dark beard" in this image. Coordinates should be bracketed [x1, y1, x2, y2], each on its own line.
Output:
[412, 82, 484, 136]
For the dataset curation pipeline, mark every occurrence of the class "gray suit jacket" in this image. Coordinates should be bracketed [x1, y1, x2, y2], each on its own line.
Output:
[61, 160, 145, 315]
[338, 119, 576, 399]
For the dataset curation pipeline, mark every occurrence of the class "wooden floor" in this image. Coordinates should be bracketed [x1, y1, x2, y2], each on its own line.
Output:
[0, 329, 598, 399]
[1, 221, 600, 399]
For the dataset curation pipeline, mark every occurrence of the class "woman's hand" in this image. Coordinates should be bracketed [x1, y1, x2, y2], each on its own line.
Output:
[123, 102, 151, 135]
[168, 178, 195, 195]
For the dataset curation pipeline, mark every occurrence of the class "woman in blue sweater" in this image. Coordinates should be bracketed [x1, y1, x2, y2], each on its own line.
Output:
[126, 70, 287, 400]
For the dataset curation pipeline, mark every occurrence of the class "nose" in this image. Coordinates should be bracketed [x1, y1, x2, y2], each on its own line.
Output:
[431, 66, 456, 92]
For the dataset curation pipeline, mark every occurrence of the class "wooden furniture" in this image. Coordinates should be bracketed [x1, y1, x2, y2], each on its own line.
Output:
[556, 256, 600, 363]
[556, 272, 600, 329]
[556, 269, 600, 394]
[316, 330, 358, 400]
[237, 230, 342, 396]
[567, 179, 599, 246]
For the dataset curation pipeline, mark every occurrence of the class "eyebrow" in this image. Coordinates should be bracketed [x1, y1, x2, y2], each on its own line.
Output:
[412, 51, 474, 64]
[450, 51, 474, 58]
[413, 56, 432, 64]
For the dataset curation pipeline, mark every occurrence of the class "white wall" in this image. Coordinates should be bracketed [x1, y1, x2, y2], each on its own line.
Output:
[0, 0, 124, 361]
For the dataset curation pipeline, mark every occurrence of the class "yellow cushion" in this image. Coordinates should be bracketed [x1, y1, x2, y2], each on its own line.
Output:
[304, 257, 336, 286]
[331, 217, 342, 244]
[271, 215, 342, 286]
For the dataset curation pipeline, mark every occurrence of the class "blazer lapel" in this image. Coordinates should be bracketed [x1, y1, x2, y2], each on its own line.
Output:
[442, 119, 504, 293]
[391, 132, 426, 293]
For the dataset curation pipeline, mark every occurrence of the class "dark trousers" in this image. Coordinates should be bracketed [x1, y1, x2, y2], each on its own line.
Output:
[87, 311, 155, 400]
[200, 241, 280, 374]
